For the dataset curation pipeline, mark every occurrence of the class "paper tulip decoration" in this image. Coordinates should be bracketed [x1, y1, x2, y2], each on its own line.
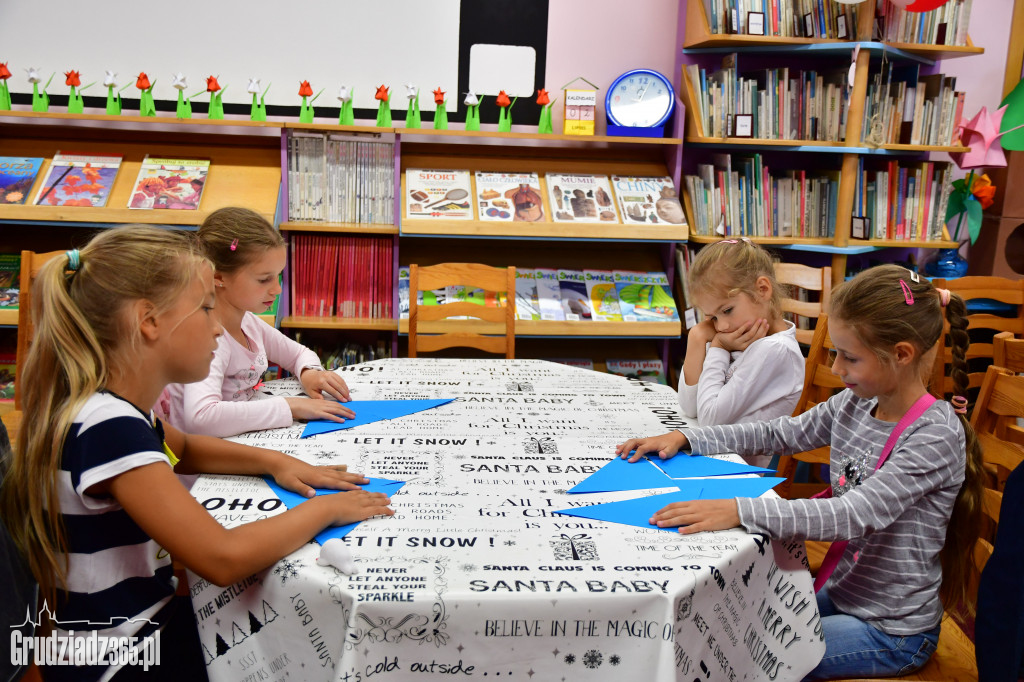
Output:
[0, 63, 11, 110]
[404, 82, 421, 129]
[204, 75, 226, 120]
[464, 92, 481, 131]
[27, 67, 54, 113]
[432, 87, 448, 130]
[337, 85, 354, 125]
[496, 90, 517, 132]
[172, 73, 192, 119]
[998, 77, 1024, 152]
[136, 72, 156, 117]
[536, 88, 555, 134]
[64, 70, 88, 114]
[298, 80, 323, 123]
[248, 78, 270, 122]
[374, 84, 391, 127]
[103, 71, 128, 115]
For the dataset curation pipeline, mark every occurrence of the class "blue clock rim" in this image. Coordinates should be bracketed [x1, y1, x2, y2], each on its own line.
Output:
[605, 68, 676, 129]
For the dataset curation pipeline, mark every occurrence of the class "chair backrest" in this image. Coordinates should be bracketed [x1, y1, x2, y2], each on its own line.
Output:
[993, 331, 1024, 373]
[408, 263, 516, 359]
[971, 365, 1024, 475]
[774, 262, 832, 347]
[14, 250, 65, 410]
[792, 312, 844, 415]
[930, 276, 1024, 400]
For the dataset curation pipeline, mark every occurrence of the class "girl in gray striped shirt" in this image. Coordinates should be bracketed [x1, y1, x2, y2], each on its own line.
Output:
[618, 265, 984, 680]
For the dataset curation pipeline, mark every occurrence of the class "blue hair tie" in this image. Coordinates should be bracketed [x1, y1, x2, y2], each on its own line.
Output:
[66, 249, 81, 272]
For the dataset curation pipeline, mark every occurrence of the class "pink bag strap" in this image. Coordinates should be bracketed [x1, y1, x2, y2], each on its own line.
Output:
[813, 393, 937, 592]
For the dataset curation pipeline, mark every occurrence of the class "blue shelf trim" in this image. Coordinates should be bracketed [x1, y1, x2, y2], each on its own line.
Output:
[775, 243, 879, 255]
[683, 41, 934, 65]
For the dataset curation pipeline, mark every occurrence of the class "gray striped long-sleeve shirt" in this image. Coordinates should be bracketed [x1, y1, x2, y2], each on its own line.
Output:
[682, 390, 965, 635]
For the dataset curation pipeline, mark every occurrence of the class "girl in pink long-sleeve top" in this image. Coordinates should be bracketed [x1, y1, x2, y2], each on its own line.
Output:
[158, 207, 354, 437]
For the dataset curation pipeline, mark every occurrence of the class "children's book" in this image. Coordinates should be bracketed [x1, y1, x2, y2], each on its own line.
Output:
[34, 152, 122, 207]
[0, 253, 19, 309]
[398, 266, 410, 319]
[546, 358, 595, 371]
[583, 269, 623, 321]
[557, 269, 592, 321]
[606, 359, 667, 385]
[128, 157, 210, 210]
[405, 169, 474, 220]
[514, 268, 541, 321]
[474, 171, 545, 222]
[611, 175, 687, 226]
[533, 268, 565, 321]
[546, 173, 619, 223]
[0, 157, 45, 205]
[614, 270, 680, 321]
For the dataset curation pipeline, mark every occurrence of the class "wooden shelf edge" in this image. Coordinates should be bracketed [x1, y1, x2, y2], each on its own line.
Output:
[397, 319, 681, 337]
[400, 220, 688, 241]
[0, 110, 283, 129]
[280, 222, 399, 234]
[281, 317, 399, 331]
[396, 128, 683, 145]
[688, 234, 834, 245]
[0, 309, 18, 326]
[0, 207, 275, 227]
[859, 238, 958, 248]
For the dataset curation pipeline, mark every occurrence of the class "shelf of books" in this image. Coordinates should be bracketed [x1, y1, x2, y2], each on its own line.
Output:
[0, 121, 280, 226]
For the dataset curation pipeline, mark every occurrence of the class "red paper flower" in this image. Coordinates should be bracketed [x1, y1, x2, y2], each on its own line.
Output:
[64, 70, 81, 87]
[0, 63, 13, 81]
[135, 72, 151, 90]
[970, 173, 997, 210]
[433, 87, 445, 105]
[298, 80, 313, 97]
[374, 84, 389, 102]
[496, 90, 511, 107]
[536, 89, 550, 106]
[206, 75, 222, 93]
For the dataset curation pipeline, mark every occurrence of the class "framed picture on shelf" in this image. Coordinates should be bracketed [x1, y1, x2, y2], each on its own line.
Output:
[734, 114, 753, 138]
[836, 15, 848, 39]
[851, 216, 870, 240]
[747, 12, 765, 36]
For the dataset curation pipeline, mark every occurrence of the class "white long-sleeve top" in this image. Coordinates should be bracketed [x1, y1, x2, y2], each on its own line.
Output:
[157, 312, 321, 437]
[678, 320, 804, 426]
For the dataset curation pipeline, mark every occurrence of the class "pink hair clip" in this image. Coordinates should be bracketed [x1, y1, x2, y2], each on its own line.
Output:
[899, 279, 914, 305]
[230, 238, 239, 251]
[950, 395, 968, 415]
[937, 288, 951, 307]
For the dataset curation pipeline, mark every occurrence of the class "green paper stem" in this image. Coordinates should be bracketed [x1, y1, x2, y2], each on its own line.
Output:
[262, 83, 272, 98]
[0, 82, 11, 111]
[190, 89, 206, 99]
[119, 83, 132, 92]
[433, 101, 448, 130]
[310, 89, 324, 104]
[952, 169, 974, 243]
[44, 73, 54, 90]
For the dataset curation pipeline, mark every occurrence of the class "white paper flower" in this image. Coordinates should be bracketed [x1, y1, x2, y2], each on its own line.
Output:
[317, 538, 358, 575]
[404, 82, 418, 100]
[464, 92, 479, 106]
[337, 85, 352, 102]
[25, 67, 41, 84]
[171, 73, 188, 91]
[247, 77, 261, 94]
[103, 70, 117, 88]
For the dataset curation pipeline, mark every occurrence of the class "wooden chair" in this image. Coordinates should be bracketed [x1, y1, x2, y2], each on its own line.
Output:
[408, 263, 516, 359]
[993, 330, 1024, 373]
[971, 365, 1024, 489]
[774, 262, 832, 347]
[930, 276, 1024, 402]
[0, 250, 65, 448]
[776, 313, 842, 500]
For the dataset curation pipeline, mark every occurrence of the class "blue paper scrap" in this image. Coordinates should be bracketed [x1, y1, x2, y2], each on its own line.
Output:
[567, 455, 773, 494]
[301, 398, 456, 438]
[264, 476, 405, 544]
[555, 477, 784, 531]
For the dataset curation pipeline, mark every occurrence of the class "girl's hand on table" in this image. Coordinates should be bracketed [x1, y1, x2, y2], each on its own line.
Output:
[324, 490, 394, 526]
[651, 499, 740, 533]
[616, 431, 689, 462]
[300, 368, 351, 402]
[285, 396, 356, 422]
[271, 460, 369, 498]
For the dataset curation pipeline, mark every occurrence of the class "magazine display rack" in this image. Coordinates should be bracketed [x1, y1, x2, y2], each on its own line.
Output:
[678, 0, 983, 286]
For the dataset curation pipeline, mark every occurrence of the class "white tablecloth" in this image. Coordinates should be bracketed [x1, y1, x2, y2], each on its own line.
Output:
[188, 359, 824, 681]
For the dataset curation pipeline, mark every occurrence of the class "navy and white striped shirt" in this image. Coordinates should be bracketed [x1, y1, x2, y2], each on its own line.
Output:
[52, 392, 176, 681]
[683, 390, 965, 635]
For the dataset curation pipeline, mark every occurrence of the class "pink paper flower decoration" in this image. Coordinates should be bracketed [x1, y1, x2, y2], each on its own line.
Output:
[949, 106, 1009, 170]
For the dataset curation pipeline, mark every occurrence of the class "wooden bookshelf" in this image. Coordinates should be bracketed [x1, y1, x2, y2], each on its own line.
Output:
[281, 316, 399, 331]
[279, 222, 399, 235]
[688, 234, 835, 245]
[0, 309, 17, 326]
[397, 319, 681, 337]
[400, 219, 686, 240]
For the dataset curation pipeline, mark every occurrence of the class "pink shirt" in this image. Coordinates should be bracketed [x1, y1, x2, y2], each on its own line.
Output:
[157, 312, 321, 437]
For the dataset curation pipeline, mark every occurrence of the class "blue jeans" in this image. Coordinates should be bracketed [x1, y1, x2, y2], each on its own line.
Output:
[803, 589, 940, 681]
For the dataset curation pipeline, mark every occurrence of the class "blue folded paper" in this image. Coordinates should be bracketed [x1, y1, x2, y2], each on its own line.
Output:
[555, 477, 784, 531]
[301, 398, 456, 438]
[567, 455, 774, 494]
[264, 476, 405, 543]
